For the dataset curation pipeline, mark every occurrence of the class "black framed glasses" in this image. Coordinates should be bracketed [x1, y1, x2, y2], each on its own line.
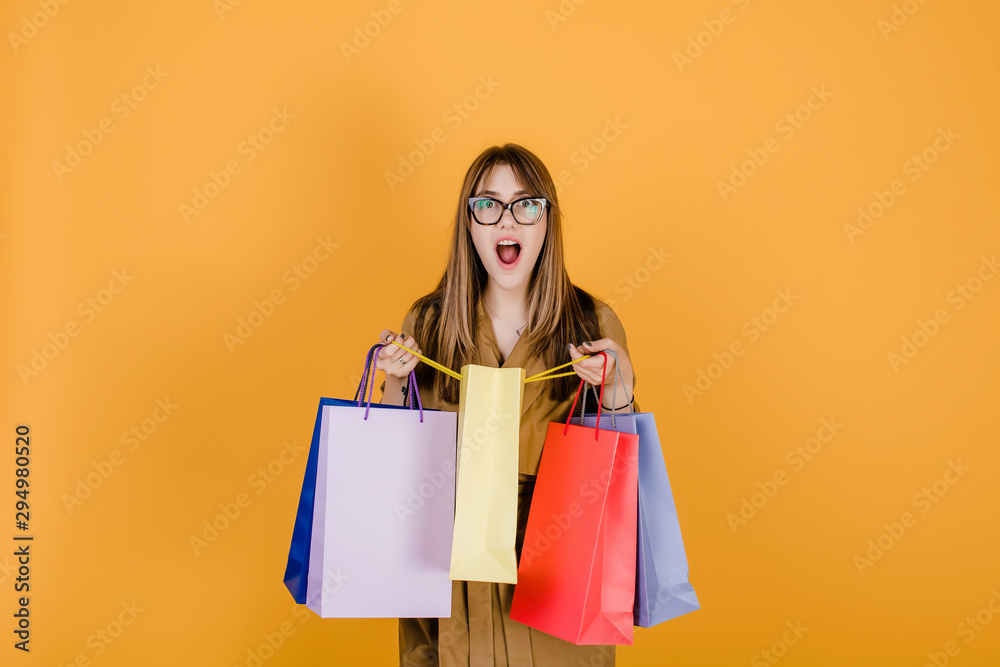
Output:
[468, 196, 548, 225]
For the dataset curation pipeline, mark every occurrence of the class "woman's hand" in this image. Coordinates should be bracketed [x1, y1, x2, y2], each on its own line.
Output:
[568, 339, 634, 409]
[376, 329, 421, 379]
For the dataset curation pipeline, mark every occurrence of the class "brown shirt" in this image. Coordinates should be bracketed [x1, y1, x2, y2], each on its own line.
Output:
[392, 297, 639, 667]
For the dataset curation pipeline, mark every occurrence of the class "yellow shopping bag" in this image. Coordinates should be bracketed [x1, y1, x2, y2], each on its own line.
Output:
[449, 364, 524, 583]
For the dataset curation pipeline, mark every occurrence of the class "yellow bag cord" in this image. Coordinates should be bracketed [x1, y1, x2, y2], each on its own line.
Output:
[384, 340, 592, 383]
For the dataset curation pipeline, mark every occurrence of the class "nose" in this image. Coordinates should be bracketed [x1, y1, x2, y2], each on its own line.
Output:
[498, 205, 518, 228]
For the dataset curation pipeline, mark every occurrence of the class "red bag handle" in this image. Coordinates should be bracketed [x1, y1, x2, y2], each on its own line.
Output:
[562, 351, 609, 440]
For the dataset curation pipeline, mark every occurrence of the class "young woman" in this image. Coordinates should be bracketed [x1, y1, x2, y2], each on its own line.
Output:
[375, 143, 641, 667]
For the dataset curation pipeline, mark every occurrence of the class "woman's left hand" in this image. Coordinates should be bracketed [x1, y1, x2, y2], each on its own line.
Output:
[568, 338, 634, 407]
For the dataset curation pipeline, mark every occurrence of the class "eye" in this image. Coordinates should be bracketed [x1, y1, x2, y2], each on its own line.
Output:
[475, 199, 497, 210]
[515, 199, 542, 210]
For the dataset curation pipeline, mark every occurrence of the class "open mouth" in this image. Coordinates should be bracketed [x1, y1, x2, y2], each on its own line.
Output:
[496, 241, 521, 268]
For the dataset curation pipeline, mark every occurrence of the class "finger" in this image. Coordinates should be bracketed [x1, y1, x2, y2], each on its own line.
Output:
[578, 354, 614, 385]
[399, 334, 419, 358]
[568, 344, 592, 380]
[580, 338, 617, 353]
[392, 334, 420, 372]
[569, 343, 598, 378]
[391, 334, 409, 367]
[377, 330, 398, 360]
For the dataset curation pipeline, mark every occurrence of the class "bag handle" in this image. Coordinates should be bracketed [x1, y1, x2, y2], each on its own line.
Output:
[353, 344, 377, 403]
[354, 343, 424, 423]
[562, 351, 611, 440]
[579, 348, 633, 429]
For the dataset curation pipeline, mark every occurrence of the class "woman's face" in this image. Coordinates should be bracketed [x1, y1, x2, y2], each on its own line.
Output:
[468, 163, 548, 295]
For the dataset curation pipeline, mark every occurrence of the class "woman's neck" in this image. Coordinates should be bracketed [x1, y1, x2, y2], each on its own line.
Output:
[484, 281, 529, 327]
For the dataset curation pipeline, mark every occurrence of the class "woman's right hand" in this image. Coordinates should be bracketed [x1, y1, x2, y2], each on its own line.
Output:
[375, 329, 421, 379]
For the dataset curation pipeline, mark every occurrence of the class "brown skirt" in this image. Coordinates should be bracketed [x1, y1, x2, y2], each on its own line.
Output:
[398, 477, 617, 667]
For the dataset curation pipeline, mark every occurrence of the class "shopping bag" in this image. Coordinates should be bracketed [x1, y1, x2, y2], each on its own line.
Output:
[283, 344, 458, 618]
[510, 354, 639, 645]
[449, 364, 524, 583]
[579, 353, 700, 627]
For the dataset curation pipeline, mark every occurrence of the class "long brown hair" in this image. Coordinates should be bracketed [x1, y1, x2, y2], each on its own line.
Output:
[407, 143, 603, 404]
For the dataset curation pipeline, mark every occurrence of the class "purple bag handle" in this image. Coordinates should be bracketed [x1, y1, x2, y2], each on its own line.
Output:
[356, 342, 424, 423]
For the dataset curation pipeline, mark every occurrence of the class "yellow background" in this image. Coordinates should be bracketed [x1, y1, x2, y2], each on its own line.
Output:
[2, 0, 998, 664]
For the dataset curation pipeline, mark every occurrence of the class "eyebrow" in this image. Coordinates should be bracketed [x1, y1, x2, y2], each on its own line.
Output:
[476, 189, 530, 197]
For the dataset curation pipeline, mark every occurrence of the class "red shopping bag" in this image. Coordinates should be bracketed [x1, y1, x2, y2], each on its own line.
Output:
[510, 354, 639, 645]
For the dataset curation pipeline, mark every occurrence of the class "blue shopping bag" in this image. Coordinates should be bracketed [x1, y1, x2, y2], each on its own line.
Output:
[578, 352, 700, 627]
[283, 343, 441, 605]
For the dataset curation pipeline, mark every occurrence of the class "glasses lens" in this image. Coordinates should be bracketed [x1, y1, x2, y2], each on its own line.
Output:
[472, 199, 501, 224]
[512, 199, 544, 224]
